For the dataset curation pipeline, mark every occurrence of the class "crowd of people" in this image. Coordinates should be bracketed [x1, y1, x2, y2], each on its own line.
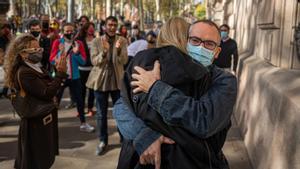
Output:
[0, 13, 239, 169]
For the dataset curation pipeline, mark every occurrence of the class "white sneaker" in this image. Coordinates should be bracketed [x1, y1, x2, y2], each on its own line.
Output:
[80, 123, 95, 133]
[96, 141, 107, 155]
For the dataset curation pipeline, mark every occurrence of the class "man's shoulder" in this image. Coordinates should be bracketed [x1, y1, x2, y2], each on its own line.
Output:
[117, 35, 127, 41]
[75, 39, 84, 46]
[228, 38, 237, 46]
[93, 37, 102, 43]
[40, 36, 51, 45]
[211, 65, 237, 85]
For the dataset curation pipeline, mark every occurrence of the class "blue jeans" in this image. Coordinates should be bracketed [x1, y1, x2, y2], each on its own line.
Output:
[94, 90, 121, 144]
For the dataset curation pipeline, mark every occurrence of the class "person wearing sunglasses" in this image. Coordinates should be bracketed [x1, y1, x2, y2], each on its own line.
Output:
[4, 34, 67, 169]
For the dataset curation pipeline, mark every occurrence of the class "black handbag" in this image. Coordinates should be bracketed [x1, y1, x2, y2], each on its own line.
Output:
[10, 70, 56, 119]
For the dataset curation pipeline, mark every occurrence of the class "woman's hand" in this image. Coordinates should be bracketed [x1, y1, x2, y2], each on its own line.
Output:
[56, 55, 67, 73]
[131, 61, 161, 93]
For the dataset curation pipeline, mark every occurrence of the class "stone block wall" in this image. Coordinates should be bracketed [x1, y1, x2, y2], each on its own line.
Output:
[208, 0, 300, 168]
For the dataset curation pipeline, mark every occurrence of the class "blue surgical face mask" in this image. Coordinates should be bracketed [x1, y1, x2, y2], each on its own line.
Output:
[187, 43, 215, 67]
[220, 31, 228, 39]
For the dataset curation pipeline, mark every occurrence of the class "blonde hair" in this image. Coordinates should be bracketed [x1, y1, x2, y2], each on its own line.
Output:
[4, 34, 37, 88]
[157, 17, 190, 54]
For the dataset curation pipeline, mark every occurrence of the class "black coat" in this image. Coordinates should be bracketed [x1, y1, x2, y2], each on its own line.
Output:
[39, 35, 51, 70]
[119, 46, 230, 169]
[13, 63, 66, 169]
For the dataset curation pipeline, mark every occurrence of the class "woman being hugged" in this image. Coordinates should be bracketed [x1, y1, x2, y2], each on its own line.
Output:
[5, 34, 67, 169]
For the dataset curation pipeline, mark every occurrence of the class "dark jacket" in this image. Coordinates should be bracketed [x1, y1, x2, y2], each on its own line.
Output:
[213, 38, 238, 72]
[13, 63, 66, 169]
[121, 46, 230, 169]
[39, 35, 51, 70]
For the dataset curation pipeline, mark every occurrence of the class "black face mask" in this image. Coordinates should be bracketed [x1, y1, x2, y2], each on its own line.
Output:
[27, 53, 43, 63]
[42, 22, 49, 29]
[64, 33, 74, 40]
[31, 31, 40, 38]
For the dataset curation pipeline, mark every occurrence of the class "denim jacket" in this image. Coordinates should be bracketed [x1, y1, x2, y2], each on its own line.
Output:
[113, 65, 237, 155]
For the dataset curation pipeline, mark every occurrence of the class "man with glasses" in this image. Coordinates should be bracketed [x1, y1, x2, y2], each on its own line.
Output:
[114, 20, 237, 169]
[213, 24, 238, 73]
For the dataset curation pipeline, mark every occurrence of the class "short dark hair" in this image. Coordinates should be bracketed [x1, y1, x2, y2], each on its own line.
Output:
[40, 14, 49, 20]
[191, 20, 220, 34]
[79, 15, 89, 22]
[63, 22, 74, 28]
[146, 30, 157, 38]
[132, 25, 139, 29]
[28, 19, 41, 29]
[105, 16, 118, 24]
[220, 24, 230, 30]
[62, 22, 74, 32]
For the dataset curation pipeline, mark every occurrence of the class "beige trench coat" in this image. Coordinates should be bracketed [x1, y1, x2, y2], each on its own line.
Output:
[86, 35, 128, 91]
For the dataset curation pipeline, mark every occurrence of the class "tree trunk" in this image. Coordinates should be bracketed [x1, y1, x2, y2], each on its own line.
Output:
[106, 0, 112, 17]
[138, 0, 143, 30]
[91, 0, 95, 20]
[78, 0, 83, 18]
[155, 0, 160, 21]
[170, 0, 173, 17]
[120, 0, 124, 16]
[67, 0, 74, 22]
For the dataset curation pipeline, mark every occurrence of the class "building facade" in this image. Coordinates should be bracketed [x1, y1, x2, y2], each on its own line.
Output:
[208, 0, 300, 168]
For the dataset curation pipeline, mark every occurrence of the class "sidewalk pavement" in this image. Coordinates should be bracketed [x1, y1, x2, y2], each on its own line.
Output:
[0, 97, 253, 169]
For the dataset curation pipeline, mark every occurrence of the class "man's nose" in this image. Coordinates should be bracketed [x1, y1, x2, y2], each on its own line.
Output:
[199, 41, 205, 47]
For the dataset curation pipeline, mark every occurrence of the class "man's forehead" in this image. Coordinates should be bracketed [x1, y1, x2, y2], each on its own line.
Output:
[107, 20, 117, 25]
[31, 25, 41, 29]
[41, 16, 49, 20]
[190, 22, 220, 42]
[64, 26, 74, 31]
[220, 26, 229, 31]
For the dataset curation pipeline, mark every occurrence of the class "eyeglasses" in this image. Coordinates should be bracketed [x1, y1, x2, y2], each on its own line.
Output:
[188, 36, 218, 50]
[21, 48, 44, 53]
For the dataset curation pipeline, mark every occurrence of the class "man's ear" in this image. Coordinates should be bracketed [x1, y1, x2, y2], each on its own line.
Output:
[214, 47, 221, 59]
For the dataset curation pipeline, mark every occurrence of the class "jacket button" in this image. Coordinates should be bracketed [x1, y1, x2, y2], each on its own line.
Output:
[133, 95, 138, 103]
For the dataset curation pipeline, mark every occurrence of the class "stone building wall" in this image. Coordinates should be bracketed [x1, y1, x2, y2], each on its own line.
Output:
[208, 0, 300, 169]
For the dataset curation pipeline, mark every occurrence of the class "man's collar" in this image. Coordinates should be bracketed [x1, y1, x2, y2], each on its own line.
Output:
[36, 35, 41, 41]
[222, 37, 230, 42]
